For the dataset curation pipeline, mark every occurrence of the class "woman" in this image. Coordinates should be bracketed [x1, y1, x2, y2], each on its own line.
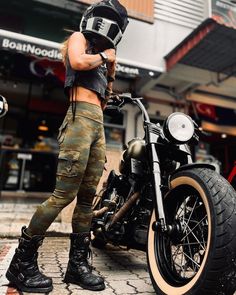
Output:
[6, 0, 129, 293]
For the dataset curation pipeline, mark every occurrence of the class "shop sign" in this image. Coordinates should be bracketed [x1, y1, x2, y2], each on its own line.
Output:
[116, 63, 140, 78]
[0, 36, 62, 60]
[17, 153, 32, 160]
[212, 0, 236, 28]
[115, 63, 158, 79]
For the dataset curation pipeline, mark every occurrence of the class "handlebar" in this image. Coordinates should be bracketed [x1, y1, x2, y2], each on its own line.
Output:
[107, 93, 202, 142]
[106, 92, 133, 107]
[106, 92, 150, 122]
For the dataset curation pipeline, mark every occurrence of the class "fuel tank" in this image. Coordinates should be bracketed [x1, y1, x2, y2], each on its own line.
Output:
[119, 138, 146, 173]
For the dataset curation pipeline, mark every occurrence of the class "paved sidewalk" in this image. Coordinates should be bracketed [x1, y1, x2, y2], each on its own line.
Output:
[1, 200, 235, 295]
[0, 199, 155, 295]
[0, 237, 156, 295]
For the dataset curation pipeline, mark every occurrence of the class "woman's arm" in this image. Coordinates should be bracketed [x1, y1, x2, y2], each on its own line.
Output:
[101, 61, 117, 110]
[68, 32, 116, 71]
[106, 60, 116, 94]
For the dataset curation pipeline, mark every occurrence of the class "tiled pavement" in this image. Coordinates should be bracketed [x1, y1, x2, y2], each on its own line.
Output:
[0, 238, 156, 295]
[0, 200, 155, 295]
[0, 200, 235, 295]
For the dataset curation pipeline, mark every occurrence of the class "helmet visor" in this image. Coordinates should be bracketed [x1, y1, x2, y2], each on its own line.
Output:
[85, 17, 123, 47]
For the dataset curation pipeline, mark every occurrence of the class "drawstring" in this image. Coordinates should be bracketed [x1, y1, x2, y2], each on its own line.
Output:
[71, 85, 77, 122]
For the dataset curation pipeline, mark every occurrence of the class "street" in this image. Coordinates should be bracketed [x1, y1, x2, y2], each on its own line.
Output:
[0, 238, 156, 295]
[0, 200, 155, 295]
[0, 201, 235, 295]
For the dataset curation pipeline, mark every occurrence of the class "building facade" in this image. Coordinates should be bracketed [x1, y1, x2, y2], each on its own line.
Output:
[0, 0, 235, 195]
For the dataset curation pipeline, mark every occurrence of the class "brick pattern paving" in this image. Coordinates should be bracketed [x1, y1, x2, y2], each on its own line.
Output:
[0, 243, 19, 295]
[0, 201, 235, 295]
[0, 238, 156, 295]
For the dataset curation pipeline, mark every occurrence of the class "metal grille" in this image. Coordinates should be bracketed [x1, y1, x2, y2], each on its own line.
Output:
[155, 0, 205, 28]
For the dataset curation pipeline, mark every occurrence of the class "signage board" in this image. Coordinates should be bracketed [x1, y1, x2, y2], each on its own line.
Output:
[0, 31, 159, 80]
[212, 0, 236, 28]
[17, 153, 32, 160]
[0, 36, 62, 60]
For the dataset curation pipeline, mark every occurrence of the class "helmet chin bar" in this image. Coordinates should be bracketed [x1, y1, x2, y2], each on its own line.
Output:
[82, 17, 123, 47]
[0, 95, 8, 118]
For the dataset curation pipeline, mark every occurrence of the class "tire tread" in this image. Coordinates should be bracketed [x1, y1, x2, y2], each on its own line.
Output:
[148, 167, 236, 295]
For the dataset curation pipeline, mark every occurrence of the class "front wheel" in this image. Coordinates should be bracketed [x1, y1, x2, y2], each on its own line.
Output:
[147, 168, 236, 295]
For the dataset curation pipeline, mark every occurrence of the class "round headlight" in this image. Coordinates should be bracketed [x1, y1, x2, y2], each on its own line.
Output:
[0, 95, 8, 118]
[163, 112, 194, 144]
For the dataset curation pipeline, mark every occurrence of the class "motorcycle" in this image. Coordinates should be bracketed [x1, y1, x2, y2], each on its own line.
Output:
[91, 93, 236, 295]
[0, 95, 8, 118]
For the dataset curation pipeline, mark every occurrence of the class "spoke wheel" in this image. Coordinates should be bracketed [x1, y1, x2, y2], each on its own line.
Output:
[157, 191, 208, 285]
[147, 168, 236, 295]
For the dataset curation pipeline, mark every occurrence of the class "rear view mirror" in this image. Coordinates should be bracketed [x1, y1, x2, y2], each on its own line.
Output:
[0, 95, 8, 118]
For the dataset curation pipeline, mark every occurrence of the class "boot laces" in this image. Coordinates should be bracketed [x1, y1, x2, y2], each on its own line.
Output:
[73, 247, 94, 271]
[88, 248, 95, 270]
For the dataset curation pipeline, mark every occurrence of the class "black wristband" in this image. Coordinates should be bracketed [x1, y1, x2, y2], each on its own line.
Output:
[99, 52, 108, 63]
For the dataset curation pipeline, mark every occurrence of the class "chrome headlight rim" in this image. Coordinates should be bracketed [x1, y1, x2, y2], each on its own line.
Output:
[0, 95, 8, 118]
[163, 112, 195, 144]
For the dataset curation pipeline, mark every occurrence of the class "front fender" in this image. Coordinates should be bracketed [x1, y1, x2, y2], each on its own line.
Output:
[171, 163, 216, 178]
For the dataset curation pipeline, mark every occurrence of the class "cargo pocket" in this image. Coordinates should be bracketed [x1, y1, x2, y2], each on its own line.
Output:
[57, 150, 81, 177]
[57, 120, 68, 145]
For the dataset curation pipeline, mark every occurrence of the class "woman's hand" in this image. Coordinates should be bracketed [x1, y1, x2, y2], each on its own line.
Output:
[103, 49, 116, 78]
[68, 33, 116, 71]
[103, 48, 116, 63]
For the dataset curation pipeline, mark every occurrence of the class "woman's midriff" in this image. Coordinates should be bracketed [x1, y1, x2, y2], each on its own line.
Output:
[69, 86, 102, 107]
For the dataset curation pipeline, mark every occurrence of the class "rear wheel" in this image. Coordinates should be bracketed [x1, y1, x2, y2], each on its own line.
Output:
[147, 168, 236, 295]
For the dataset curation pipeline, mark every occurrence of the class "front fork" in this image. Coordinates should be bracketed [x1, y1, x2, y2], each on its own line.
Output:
[146, 123, 168, 232]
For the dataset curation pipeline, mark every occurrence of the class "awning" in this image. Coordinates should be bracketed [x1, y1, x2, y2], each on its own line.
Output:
[165, 18, 236, 76]
[0, 29, 160, 81]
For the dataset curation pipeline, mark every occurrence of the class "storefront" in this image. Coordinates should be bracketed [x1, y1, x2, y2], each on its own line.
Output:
[0, 28, 159, 194]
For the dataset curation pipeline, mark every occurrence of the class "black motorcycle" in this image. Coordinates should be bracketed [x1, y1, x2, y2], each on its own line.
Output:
[91, 93, 236, 295]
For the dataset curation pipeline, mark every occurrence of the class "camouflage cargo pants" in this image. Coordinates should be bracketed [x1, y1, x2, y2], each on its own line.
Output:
[27, 102, 105, 235]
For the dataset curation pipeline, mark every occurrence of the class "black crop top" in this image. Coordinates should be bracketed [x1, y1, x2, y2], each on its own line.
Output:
[64, 55, 108, 101]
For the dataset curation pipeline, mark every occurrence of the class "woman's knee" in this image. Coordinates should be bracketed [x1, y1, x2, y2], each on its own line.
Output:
[51, 188, 77, 206]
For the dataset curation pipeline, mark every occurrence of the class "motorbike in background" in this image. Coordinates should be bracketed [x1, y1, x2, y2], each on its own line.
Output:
[0, 95, 8, 118]
[91, 93, 236, 295]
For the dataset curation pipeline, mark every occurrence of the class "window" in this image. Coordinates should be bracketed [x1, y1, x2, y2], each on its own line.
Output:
[104, 109, 126, 149]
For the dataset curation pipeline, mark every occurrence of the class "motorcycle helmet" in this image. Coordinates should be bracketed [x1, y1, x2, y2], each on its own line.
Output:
[80, 0, 129, 48]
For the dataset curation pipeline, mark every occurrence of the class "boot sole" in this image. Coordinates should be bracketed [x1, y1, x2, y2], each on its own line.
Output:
[64, 273, 105, 291]
[6, 270, 53, 293]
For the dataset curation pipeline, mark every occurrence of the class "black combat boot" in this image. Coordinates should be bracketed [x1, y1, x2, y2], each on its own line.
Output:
[64, 232, 105, 291]
[6, 226, 53, 293]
